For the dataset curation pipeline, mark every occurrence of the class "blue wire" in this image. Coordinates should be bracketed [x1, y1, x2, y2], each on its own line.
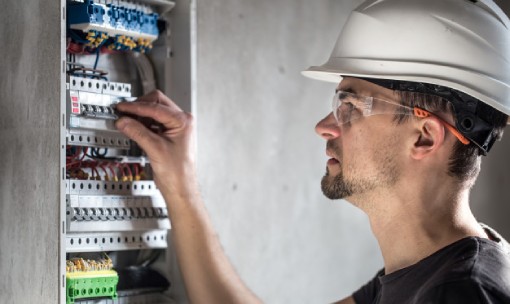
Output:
[93, 38, 109, 70]
[93, 47, 100, 70]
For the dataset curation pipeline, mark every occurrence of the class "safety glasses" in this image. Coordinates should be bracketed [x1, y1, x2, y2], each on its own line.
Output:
[332, 90, 470, 145]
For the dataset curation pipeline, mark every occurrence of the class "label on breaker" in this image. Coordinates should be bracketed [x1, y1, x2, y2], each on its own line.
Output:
[70, 92, 81, 114]
[69, 116, 80, 128]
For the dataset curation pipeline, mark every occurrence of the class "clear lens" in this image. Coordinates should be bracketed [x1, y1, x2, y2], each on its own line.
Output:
[332, 91, 413, 125]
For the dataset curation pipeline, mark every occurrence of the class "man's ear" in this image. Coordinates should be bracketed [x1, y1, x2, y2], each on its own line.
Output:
[411, 117, 445, 160]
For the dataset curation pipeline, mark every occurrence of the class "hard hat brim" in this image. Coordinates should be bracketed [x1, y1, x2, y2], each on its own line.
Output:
[302, 58, 510, 124]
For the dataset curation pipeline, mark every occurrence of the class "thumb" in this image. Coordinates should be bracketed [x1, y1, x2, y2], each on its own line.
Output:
[116, 117, 163, 155]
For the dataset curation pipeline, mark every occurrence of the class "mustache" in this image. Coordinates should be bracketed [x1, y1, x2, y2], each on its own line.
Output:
[327, 141, 340, 154]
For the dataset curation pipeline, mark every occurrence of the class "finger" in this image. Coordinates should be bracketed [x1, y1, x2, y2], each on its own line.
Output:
[115, 101, 187, 131]
[135, 90, 180, 110]
[115, 116, 164, 155]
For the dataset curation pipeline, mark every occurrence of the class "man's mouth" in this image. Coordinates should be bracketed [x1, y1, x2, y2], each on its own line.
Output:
[326, 150, 340, 166]
[327, 158, 340, 165]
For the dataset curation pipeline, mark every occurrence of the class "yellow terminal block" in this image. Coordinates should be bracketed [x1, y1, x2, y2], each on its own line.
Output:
[66, 256, 118, 303]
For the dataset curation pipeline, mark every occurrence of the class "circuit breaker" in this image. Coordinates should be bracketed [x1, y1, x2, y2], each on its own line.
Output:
[59, 0, 194, 303]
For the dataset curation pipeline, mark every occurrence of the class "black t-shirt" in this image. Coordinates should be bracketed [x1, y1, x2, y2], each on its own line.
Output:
[353, 229, 510, 304]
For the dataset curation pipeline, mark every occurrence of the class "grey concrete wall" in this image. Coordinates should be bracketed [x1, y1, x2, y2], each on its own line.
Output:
[0, 0, 61, 303]
[193, 0, 510, 303]
[471, 0, 510, 239]
[194, 1, 381, 303]
[495, 0, 510, 15]
[472, 136, 510, 239]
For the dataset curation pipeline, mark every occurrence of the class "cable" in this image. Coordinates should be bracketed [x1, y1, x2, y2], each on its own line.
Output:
[93, 48, 100, 70]
[131, 53, 156, 94]
[99, 163, 110, 181]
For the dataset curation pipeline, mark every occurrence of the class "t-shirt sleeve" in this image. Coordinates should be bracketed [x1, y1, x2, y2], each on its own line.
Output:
[352, 269, 384, 304]
[419, 280, 505, 304]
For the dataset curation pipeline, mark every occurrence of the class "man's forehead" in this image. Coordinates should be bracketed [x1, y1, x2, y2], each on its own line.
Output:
[337, 77, 397, 101]
[337, 77, 376, 92]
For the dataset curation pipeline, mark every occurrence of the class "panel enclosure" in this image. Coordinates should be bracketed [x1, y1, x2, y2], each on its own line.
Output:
[60, 0, 195, 303]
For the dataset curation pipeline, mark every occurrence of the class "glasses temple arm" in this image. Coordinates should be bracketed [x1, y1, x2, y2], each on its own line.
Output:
[413, 108, 470, 145]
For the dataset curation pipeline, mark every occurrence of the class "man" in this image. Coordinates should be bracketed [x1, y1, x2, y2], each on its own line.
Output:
[115, 0, 510, 302]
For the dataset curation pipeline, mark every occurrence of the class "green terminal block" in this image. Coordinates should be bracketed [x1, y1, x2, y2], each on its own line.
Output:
[66, 270, 119, 304]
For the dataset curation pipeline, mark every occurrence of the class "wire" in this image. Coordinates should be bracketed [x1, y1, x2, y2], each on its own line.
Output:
[99, 163, 110, 181]
[109, 163, 119, 181]
[93, 44, 105, 70]
[66, 145, 148, 181]
[120, 164, 133, 181]
[69, 29, 90, 45]
[131, 53, 156, 94]
[134, 164, 140, 180]
[80, 147, 88, 161]
[92, 166, 101, 180]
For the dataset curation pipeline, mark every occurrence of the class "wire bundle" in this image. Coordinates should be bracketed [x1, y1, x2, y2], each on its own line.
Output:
[66, 146, 145, 181]
[67, 255, 113, 273]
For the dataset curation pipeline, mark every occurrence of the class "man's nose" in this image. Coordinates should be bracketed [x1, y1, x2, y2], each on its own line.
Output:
[315, 112, 341, 140]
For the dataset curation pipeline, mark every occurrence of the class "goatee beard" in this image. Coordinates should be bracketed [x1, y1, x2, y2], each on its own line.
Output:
[321, 141, 354, 199]
[320, 137, 400, 200]
[321, 167, 354, 199]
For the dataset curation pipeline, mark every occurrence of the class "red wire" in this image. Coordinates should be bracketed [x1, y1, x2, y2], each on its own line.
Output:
[123, 164, 133, 179]
[92, 167, 100, 180]
[108, 163, 117, 180]
[99, 163, 109, 180]
[80, 147, 88, 161]
[114, 163, 125, 179]
[67, 42, 84, 54]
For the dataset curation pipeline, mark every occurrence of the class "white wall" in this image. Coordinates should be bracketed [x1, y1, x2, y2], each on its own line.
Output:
[194, 1, 380, 303]
[188, 0, 510, 303]
[469, 0, 510, 240]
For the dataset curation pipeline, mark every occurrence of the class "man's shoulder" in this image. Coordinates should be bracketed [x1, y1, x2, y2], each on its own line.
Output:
[432, 236, 510, 280]
[418, 279, 508, 304]
[416, 237, 510, 303]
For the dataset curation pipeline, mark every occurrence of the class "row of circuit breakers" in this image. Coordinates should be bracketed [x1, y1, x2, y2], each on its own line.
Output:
[65, 0, 173, 303]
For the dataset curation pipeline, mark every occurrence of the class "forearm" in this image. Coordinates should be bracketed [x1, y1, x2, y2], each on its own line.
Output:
[115, 92, 261, 303]
[159, 174, 261, 304]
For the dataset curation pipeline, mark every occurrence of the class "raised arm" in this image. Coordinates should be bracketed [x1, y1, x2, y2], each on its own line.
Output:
[115, 90, 262, 304]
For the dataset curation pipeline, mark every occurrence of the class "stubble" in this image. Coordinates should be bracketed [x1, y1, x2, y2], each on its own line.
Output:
[321, 137, 400, 200]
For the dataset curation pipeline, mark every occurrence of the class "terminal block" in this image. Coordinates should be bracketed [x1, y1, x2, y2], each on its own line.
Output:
[67, 0, 160, 52]
[66, 256, 119, 303]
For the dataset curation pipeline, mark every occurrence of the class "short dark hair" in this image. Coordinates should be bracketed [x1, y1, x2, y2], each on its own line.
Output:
[394, 91, 507, 186]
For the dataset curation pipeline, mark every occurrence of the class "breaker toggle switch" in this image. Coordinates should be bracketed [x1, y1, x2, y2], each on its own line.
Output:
[80, 103, 118, 120]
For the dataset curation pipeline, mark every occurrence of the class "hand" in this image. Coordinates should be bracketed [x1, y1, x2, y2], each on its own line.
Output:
[116, 91, 261, 304]
[115, 90, 196, 193]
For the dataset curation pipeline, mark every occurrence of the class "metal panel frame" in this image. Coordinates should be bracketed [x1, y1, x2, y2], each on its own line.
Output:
[0, 0, 194, 303]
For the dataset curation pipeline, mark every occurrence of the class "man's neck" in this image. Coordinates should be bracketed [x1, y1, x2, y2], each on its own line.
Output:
[356, 181, 487, 274]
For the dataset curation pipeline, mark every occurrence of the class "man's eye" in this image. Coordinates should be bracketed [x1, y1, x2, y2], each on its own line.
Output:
[339, 102, 355, 121]
[339, 100, 354, 111]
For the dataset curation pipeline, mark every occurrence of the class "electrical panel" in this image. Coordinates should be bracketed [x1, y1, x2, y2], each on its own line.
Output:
[61, 0, 188, 303]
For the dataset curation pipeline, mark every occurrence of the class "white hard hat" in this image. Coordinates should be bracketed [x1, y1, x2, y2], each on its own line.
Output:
[302, 0, 510, 117]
